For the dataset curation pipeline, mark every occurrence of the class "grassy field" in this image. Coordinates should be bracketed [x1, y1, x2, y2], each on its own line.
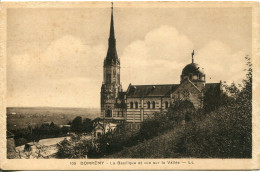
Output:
[7, 107, 100, 130]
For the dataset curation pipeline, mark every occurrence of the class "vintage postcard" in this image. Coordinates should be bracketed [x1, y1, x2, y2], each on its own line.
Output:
[0, 1, 259, 170]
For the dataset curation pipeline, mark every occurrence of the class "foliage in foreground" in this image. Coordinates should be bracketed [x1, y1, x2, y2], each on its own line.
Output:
[56, 134, 93, 159]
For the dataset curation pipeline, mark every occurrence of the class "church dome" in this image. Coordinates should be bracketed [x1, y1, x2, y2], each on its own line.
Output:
[182, 63, 204, 76]
[180, 50, 205, 83]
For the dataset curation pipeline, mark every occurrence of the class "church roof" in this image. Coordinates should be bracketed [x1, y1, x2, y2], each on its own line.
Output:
[126, 84, 179, 97]
[126, 82, 221, 98]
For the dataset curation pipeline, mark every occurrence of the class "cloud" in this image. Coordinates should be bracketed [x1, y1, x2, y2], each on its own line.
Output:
[7, 35, 106, 107]
[121, 25, 194, 88]
[8, 27, 248, 108]
[121, 26, 247, 90]
[196, 40, 247, 84]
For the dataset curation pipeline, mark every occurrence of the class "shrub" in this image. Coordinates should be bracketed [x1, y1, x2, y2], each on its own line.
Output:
[56, 134, 93, 159]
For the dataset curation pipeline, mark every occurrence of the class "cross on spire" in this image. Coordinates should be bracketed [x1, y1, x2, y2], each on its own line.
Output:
[191, 50, 195, 63]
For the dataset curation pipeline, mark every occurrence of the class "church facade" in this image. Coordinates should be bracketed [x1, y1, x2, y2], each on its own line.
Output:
[100, 5, 221, 130]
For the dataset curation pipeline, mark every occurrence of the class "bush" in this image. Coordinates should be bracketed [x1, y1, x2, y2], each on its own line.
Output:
[139, 113, 173, 140]
[167, 100, 195, 122]
[56, 134, 93, 159]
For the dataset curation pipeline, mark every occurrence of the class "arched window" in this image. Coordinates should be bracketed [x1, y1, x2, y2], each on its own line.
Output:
[130, 102, 133, 109]
[135, 102, 138, 109]
[152, 101, 156, 109]
[147, 101, 151, 109]
[165, 101, 169, 109]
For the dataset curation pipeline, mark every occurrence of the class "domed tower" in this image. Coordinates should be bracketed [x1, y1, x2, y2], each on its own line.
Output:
[180, 50, 206, 90]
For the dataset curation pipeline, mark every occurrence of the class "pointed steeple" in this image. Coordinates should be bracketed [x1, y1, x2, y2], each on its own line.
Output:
[104, 2, 119, 66]
[109, 2, 115, 39]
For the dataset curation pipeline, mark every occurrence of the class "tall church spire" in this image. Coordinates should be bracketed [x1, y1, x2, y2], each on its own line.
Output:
[104, 2, 119, 66]
[109, 2, 115, 39]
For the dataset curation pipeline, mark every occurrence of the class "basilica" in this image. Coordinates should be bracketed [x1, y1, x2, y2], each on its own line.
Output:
[100, 5, 221, 130]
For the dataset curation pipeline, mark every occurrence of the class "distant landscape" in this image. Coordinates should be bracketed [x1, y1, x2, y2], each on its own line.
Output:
[7, 107, 100, 131]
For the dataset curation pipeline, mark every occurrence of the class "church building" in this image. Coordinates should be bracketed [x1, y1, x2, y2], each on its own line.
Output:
[100, 5, 221, 130]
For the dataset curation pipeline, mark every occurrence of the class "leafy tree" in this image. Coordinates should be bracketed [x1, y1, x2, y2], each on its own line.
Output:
[49, 122, 61, 137]
[203, 85, 225, 112]
[167, 100, 195, 122]
[82, 118, 93, 133]
[61, 126, 69, 135]
[71, 116, 83, 133]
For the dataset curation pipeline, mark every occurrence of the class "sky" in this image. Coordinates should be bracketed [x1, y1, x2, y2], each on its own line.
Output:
[7, 6, 252, 108]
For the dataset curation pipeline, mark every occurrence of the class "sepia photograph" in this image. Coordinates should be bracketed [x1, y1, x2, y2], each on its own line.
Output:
[0, 1, 259, 170]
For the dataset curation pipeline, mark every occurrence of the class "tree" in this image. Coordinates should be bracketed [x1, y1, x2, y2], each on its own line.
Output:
[167, 100, 195, 122]
[49, 122, 61, 137]
[203, 85, 223, 112]
[82, 118, 93, 133]
[61, 126, 69, 135]
[39, 123, 50, 137]
[71, 116, 83, 133]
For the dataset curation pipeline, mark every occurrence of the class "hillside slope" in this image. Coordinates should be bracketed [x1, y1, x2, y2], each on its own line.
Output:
[107, 106, 251, 158]
[107, 125, 184, 158]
